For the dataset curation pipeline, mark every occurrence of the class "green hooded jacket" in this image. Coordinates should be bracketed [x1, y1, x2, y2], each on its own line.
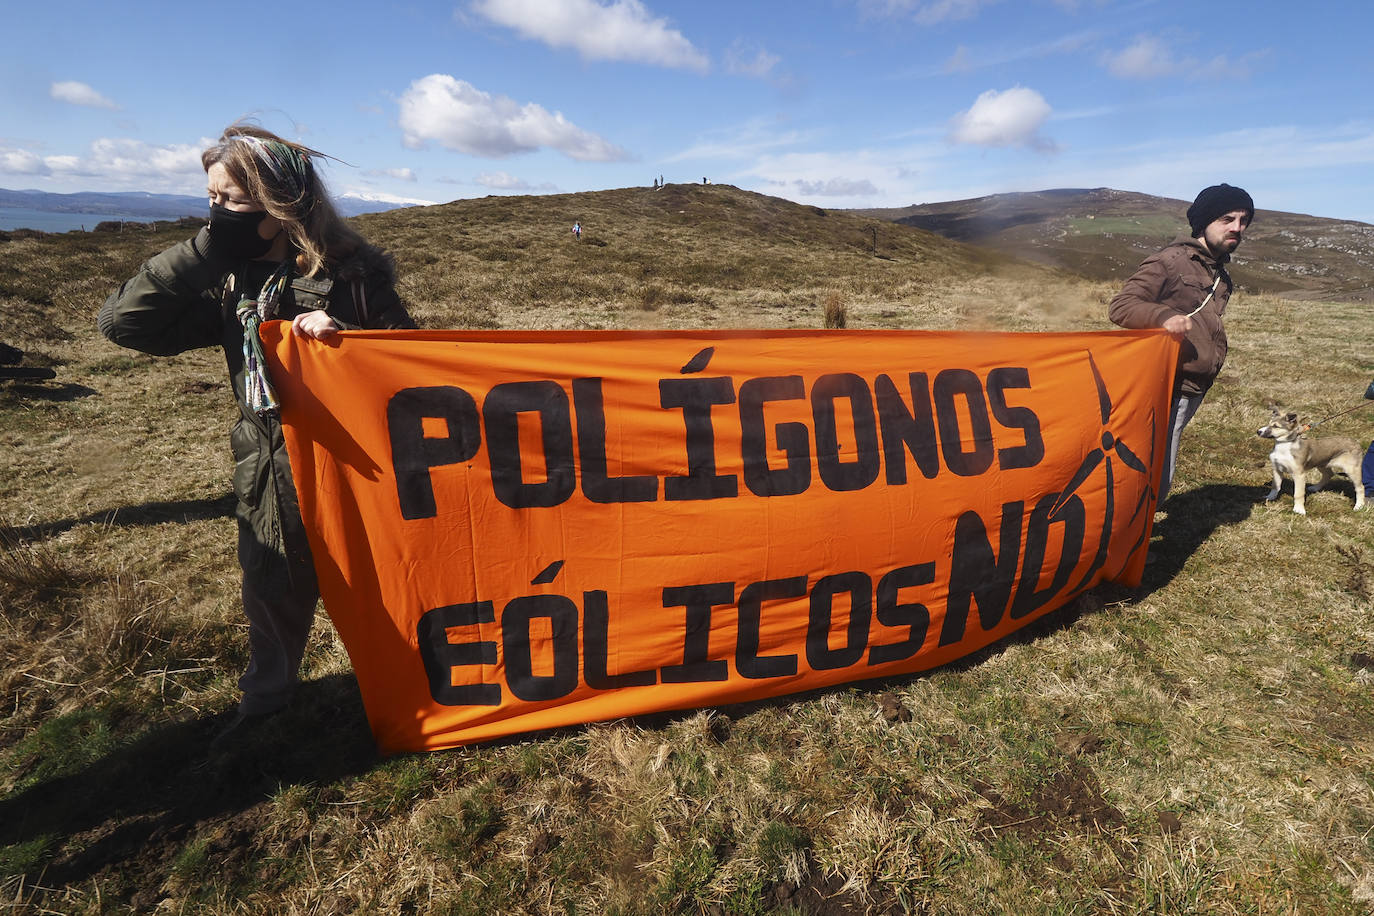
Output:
[98, 227, 416, 593]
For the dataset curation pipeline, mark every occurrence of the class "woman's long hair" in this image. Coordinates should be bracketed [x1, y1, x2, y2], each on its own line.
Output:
[201, 123, 366, 277]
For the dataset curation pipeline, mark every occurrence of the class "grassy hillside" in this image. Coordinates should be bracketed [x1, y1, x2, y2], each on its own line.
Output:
[854, 188, 1374, 303]
[2, 185, 1373, 914]
[354, 182, 1024, 332]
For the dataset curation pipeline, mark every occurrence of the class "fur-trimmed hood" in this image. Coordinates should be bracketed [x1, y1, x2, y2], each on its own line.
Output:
[331, 241, 396, 286]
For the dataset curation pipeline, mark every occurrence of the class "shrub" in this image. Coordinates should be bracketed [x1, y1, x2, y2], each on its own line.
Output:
[823, 290, 848, 328]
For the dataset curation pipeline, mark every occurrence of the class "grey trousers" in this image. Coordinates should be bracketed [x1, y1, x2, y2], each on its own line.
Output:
[1158, 392, 1205, 510]
[237, 572, 318, 715]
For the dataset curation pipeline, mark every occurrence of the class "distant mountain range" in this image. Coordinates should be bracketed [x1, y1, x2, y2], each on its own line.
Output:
[0, 187, 424, 221]
[850, 188, 1374, 302]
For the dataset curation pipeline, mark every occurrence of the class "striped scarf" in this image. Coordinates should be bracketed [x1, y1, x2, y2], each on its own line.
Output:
[235, 262, 293, 417]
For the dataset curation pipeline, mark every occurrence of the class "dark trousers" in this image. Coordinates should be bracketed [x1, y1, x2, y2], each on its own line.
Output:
[235, 511, 320, 715]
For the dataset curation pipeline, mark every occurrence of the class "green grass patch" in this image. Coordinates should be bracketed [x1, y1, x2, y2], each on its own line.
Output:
[3, 707, 125, 791]
[1068, 215, 1180, 236]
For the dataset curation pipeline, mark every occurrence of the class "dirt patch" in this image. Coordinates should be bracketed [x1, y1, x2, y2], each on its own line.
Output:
[129, 804, 276, 911]
[877, 692, 912, 724]
[758, 872, 899, 915]
[179, 378, 224, 395]
[527, 828, 561, 858]
[1306, 694, 1374, 744]
[1156, 810, 1183, 834]
[1054, 730, 1106, 757]
[977, 762, 1125, 840]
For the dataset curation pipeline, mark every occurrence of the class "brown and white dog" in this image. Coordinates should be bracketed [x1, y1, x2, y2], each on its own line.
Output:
[1256, 406, 1365, 515]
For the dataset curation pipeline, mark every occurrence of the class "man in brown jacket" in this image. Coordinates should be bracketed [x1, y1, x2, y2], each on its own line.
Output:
[1109, 183, 1254, 509]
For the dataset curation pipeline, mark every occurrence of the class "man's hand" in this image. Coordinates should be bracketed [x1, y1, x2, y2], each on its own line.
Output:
[291, 310, 339, 340]
[1161, 314, 1193, 340]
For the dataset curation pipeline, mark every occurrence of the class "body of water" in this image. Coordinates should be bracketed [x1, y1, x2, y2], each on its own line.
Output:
[0, 207, 190, 233]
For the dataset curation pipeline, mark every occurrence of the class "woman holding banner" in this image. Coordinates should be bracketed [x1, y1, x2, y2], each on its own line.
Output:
[99, 123, 416, 744]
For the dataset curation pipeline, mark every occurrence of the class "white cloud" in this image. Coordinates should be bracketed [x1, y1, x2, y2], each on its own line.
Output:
[475, 170, 558, 191]
[470, 0, 709, 72]
[50, 81, 119, 110]
[944, 45, 973, 73]
[0, 138, 204, 184]
[949, 87, 1056, 151]
[743, 147, 933, 207]
[857, 0, 995, 25]
[668, 118, 813, 162]
[724, 41, 781, 79]
[901, 121, 1374, 221]
[1093, 125, 1374, 187]
[896, 29, 1097, 82]
[84, 138, 205, 178]
[1104, 35, 1266, 81]
[44, 155, 82, 173]
[1051, 104, 1117, 122]
[793, 177, 880, 197]
[1103, 35, 1180, 79]
[475, 170, 525, 189]
[366, 167, 418, 182]
[397, 74, 628, 161]
[0, 148, 48, 175]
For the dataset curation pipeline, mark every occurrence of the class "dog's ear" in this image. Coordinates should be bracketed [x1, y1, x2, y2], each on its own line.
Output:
[1286, 412, 1298, 422]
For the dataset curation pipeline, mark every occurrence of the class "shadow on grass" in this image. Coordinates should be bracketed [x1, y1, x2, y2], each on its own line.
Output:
[1134, 482, 1266, 596]
[0, 673, 377, 888]
[1, 493, 235, 543]
[0, 381, 99, 401]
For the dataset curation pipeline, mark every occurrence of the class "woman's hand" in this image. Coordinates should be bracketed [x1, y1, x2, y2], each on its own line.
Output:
[291, 310, 340, 340]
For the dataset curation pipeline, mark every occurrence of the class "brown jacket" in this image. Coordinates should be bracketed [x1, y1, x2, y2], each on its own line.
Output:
[1108, 234, 1232, 397]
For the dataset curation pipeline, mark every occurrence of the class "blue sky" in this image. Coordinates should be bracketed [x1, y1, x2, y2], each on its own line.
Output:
[4, 0, 1373, 222]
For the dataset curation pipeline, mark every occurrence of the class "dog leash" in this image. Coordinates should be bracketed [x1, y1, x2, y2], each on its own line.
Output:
[1300, 399, 1374, 432]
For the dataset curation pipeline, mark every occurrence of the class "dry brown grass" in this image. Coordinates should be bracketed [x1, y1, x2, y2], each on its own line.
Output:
[822, 290, 848, 329]
[2, 187, 1373, 914]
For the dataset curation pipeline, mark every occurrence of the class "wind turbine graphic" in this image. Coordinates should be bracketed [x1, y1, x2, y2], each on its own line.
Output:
[1047, 350, 1159, 594]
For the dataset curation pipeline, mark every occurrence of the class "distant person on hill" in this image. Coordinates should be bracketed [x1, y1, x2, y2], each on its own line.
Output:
[98, 123, 416, 746]
[572, 221, 581, 240]
[1108, 183, 1254, 510]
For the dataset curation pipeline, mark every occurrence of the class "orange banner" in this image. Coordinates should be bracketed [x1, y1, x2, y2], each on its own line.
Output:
[263, 326, 1177, 754]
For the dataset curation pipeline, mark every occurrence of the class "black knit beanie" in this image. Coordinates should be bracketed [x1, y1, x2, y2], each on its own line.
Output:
[1187, 183, 1254, 237]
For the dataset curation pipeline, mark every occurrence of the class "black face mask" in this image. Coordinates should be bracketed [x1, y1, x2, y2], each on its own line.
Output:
[208, 204, 276, 260]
